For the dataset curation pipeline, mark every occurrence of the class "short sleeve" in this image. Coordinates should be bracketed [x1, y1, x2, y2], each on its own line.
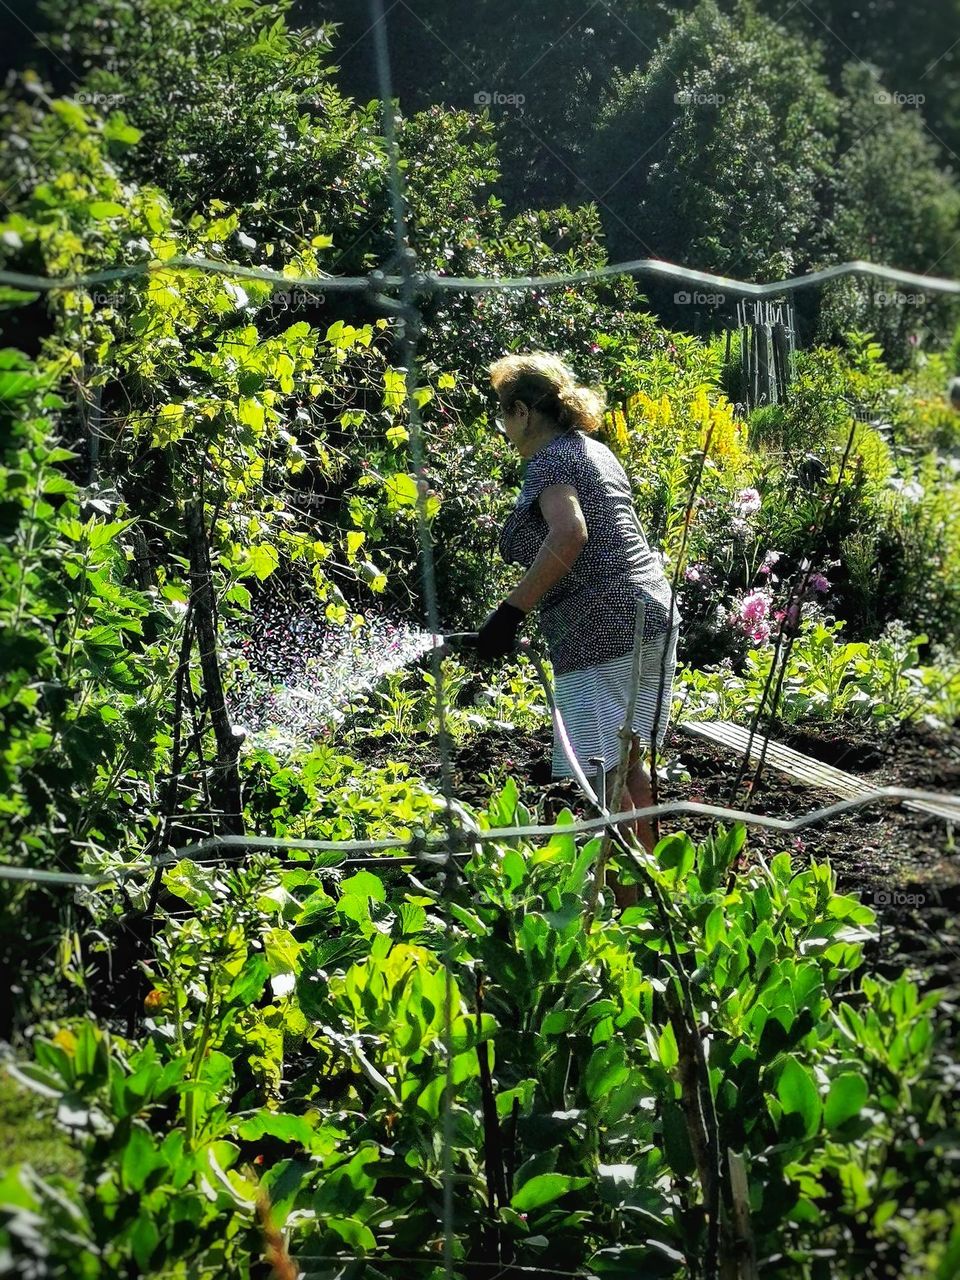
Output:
[518, 438, 580, 512]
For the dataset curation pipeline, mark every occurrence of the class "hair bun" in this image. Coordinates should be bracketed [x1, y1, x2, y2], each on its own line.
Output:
[557, 383, 607, 435]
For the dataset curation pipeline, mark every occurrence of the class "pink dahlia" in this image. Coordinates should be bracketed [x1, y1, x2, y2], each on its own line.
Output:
[739, 591, 771, 624]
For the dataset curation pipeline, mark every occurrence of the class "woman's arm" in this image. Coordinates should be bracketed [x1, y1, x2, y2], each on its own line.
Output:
[505, 484, 588, 613]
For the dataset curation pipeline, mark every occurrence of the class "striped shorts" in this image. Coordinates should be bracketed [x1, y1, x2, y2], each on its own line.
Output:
[549, 621, 680, 781]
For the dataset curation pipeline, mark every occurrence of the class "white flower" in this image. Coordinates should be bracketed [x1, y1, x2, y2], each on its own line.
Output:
[733, 487, 762, 516]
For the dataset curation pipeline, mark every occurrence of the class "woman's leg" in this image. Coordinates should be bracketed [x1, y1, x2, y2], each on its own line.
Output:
[603, 733, 657, 909]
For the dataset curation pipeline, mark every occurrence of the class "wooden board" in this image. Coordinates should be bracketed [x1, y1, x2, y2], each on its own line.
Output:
[680, 719, 960, 824]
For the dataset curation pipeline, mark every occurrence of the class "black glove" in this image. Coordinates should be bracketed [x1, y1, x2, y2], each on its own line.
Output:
[474, 601, 527, 659]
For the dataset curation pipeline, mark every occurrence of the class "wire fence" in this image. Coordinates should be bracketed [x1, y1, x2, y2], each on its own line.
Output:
[2, 787, 958, 889]
[4, 250, 960, 300]
[4, 3, 960, 1275]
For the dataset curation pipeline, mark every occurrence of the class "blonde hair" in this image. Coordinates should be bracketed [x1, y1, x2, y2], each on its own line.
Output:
[488, 351, 606, 435]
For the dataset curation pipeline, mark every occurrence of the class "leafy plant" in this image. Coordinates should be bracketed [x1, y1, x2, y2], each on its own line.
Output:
[675, 615, 960, 729]
[3, 798, 956, 1278]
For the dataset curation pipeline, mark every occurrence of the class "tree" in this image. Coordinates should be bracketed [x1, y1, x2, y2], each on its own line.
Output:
[303, 0, 677, 213]
[815, 62, 960, 367]
[752, 0, 960, 166]
[586, 0, 839, 324]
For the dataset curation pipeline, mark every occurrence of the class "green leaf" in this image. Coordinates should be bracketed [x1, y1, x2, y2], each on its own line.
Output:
[382, 471, 418, 510]
[104, 118, 142, 147]
[563, 835, 601, 895]
[260, 1158, 313, 1226]
[656, 833, 695, 884]
[704, 905, 726, 951]
[511, 1173, 590, 1212]
[227, 954, 270, 1005]
[313, 1146, 380, 1216]
[51, 99, 88, 132]
[264, 927, 302, 992]
[0, 369, 35, 401]
[597, 1163, 637, 1205]
[0, 287, 40, 309]
[226, 583, 252, 609]
[824, 1071, 868, 1131]
[339, 871, 386, 903]
[88, 200, 127, 219]
[585, 1043, 630, 1102]
[249, 543, 279, 581]
[656, 1022, 679, 1071]
[776, 1054, 822, 1138]
[382, 367, 407, 411]
[235, 1111, 315, 1147]
[163, 859, 214, 908]
[122, 1122, 165, 1192]
[128, 1214, 159, 1270]
[327, 1217, 376, 1249]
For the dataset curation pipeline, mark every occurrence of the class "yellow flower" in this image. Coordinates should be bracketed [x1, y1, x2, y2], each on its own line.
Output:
[52, 1028, 78, 1053]
[143, 988, 169, 1013]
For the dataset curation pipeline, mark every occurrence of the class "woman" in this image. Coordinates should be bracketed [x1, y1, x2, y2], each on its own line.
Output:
[475, 351, 682, 890]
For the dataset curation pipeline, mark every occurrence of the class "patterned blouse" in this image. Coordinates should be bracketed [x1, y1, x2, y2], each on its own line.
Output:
[497, 428, 681, 675]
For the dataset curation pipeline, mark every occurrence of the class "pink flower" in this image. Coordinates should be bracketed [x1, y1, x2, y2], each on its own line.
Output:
[739, 591, 770, 624]
[809, 573, 831, 593]
[684, 566, 701, 582]
[749, 621, 771, 644]
[733, 487, 761, 516]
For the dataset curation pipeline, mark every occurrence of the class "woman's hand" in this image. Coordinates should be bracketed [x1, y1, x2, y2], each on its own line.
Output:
[505, 486, 588, 612]
[474, 601, 526, 659]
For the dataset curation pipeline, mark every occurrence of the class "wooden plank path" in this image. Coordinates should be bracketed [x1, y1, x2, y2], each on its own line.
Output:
[680, 719, 960, 824]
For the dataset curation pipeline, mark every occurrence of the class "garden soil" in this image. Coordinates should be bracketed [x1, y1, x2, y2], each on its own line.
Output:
[350, 715, 960, 1046]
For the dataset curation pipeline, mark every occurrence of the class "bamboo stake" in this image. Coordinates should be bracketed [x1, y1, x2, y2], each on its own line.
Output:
[722, 1149, 760, 1280]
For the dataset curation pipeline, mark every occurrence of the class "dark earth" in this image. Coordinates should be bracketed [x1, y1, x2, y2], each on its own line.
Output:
[348, 713, 960, 1048]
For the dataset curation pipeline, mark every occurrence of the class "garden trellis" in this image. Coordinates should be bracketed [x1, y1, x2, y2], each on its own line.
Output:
[3, 0, 960, 1272]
